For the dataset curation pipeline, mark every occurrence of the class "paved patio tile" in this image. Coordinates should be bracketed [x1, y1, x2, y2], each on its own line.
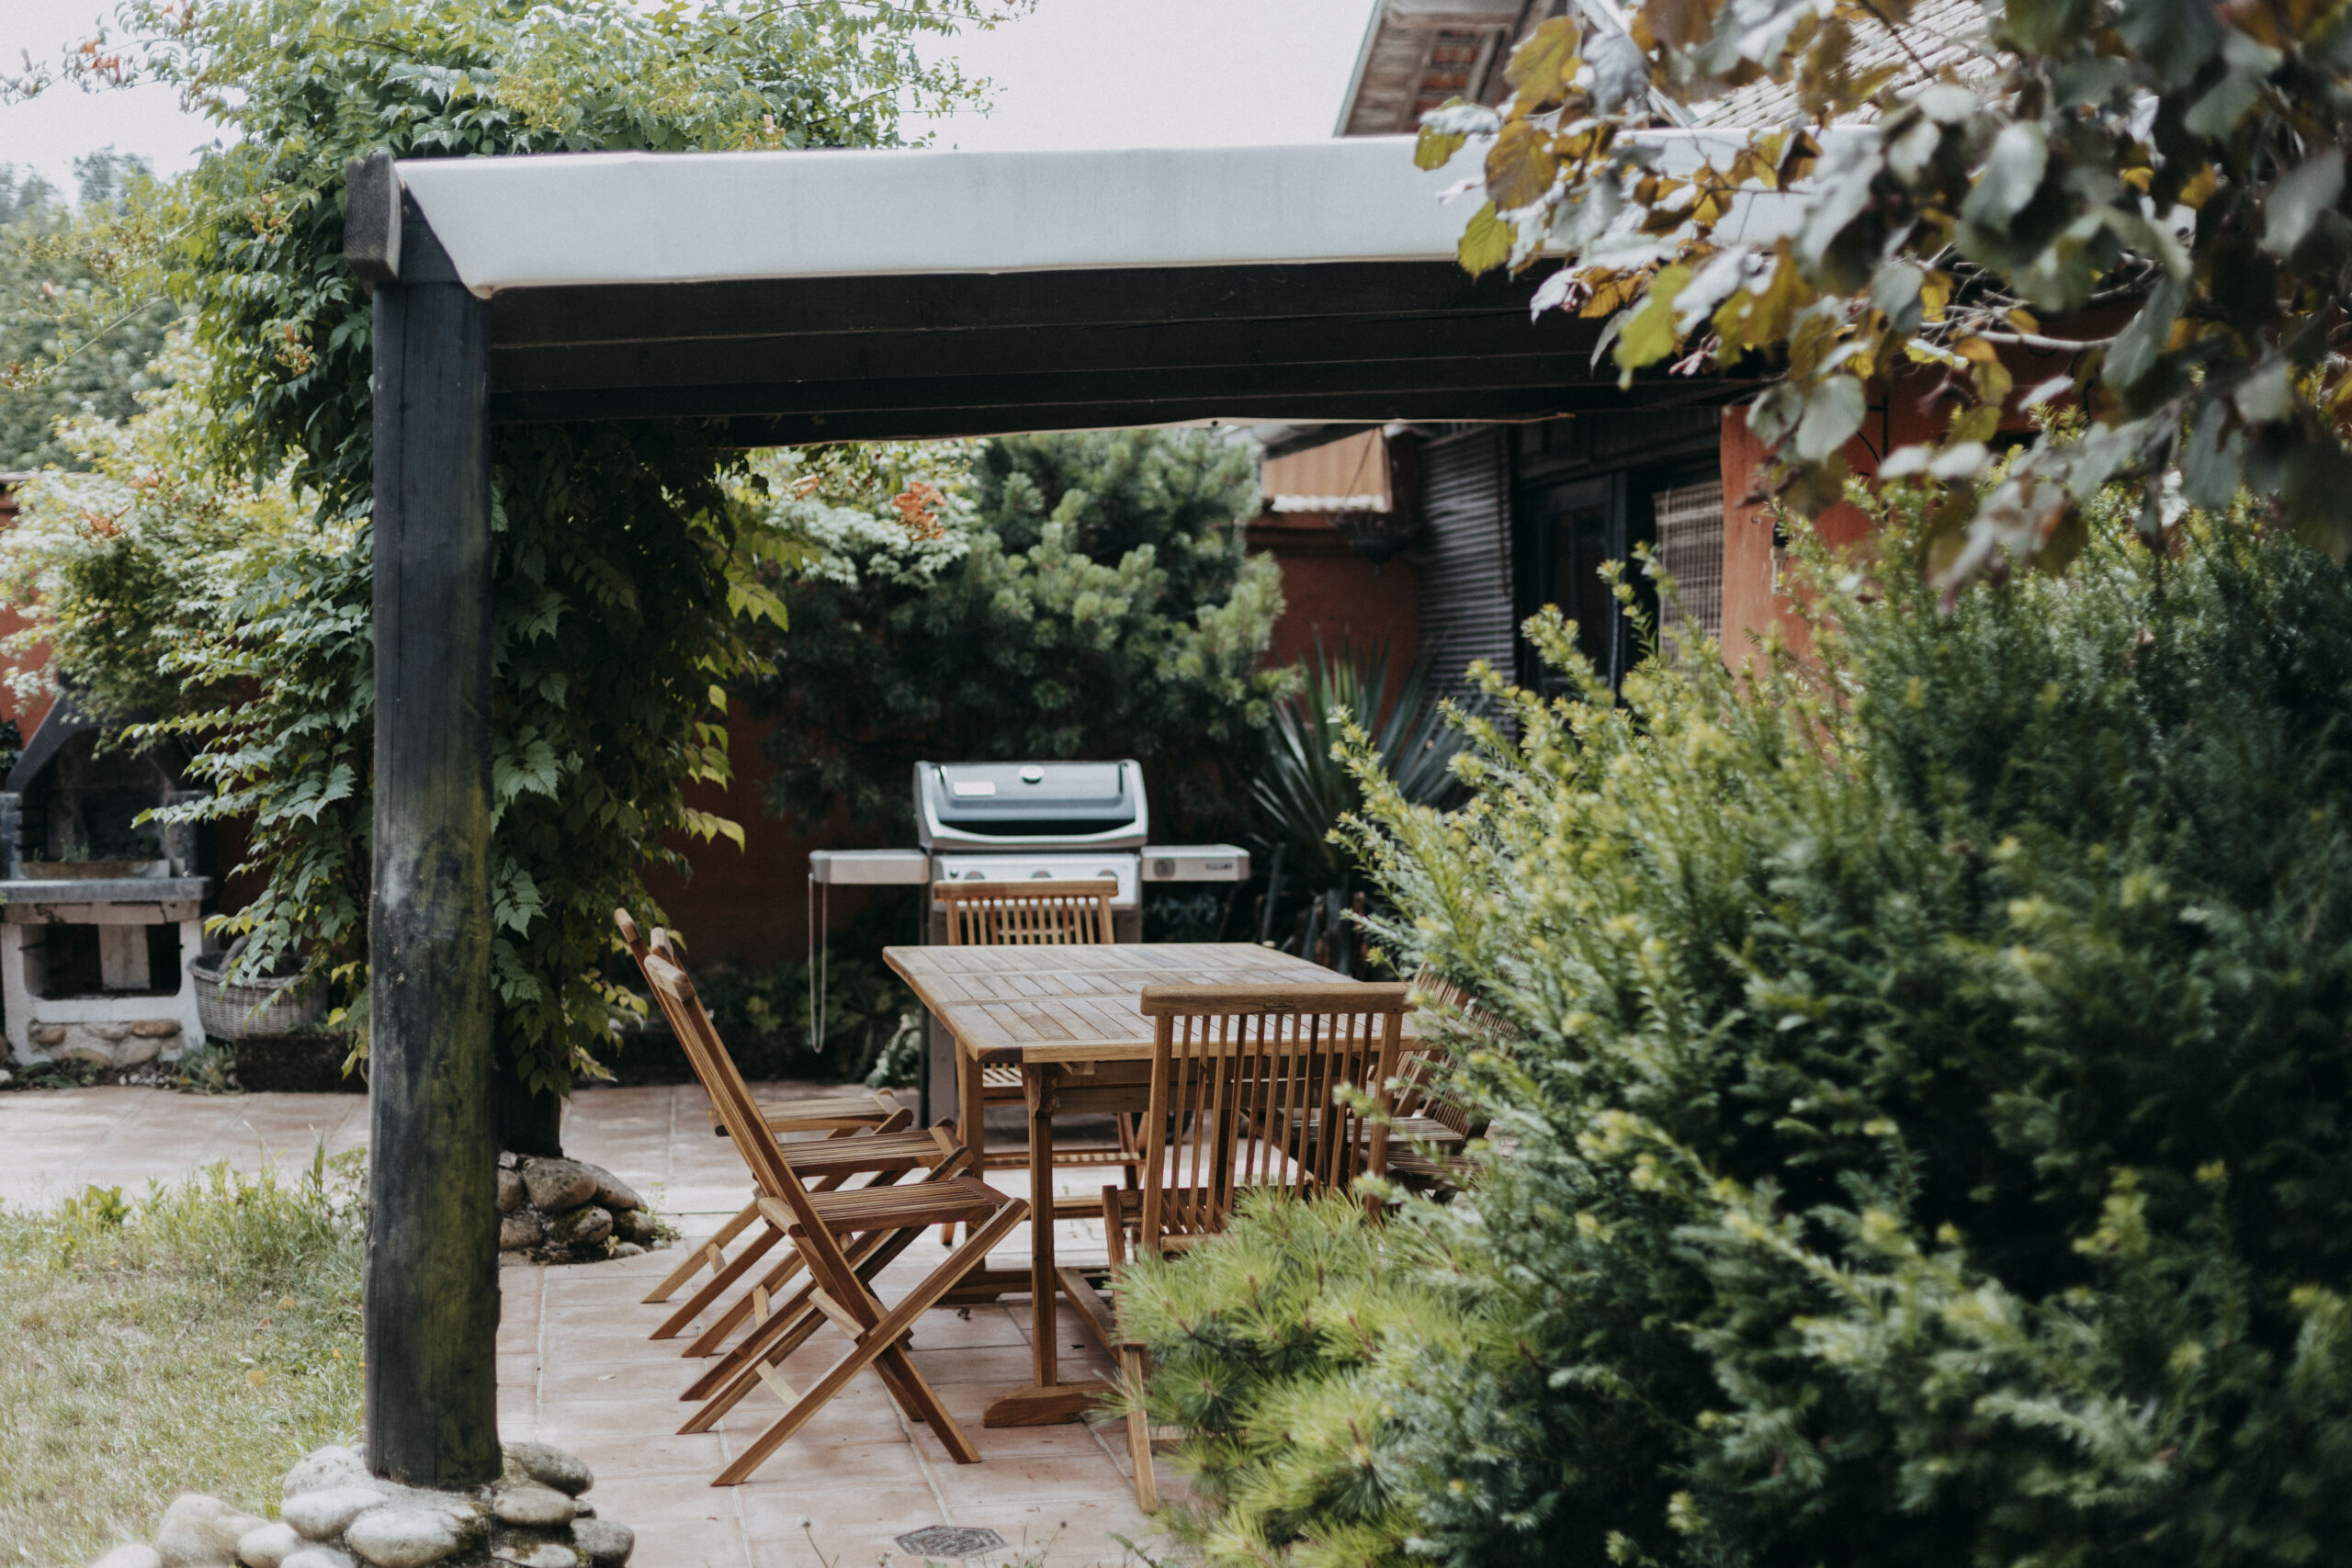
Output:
[1, 1081, 1183, 1563]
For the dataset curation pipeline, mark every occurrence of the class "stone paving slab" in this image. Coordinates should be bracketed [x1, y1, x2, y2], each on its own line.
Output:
[0, 1082, 1185, 1566]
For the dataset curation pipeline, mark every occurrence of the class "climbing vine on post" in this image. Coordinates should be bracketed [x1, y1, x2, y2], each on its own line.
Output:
[1419, 0, 2352, 579]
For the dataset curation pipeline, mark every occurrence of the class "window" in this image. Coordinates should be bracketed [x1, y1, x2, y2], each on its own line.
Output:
[1653, 479, 1725, 648]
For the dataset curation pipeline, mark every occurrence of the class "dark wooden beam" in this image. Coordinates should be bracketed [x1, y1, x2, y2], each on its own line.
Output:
[490, 308, 1603, 395]
[681, 382, 1751, 446]
[366, 265, 501, 1489]
[486, 260, 1544, 349]
[488, 354, 1735, 425]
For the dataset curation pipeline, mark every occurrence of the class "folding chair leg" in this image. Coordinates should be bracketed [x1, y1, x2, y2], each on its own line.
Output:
[643, 1197, 758, 1304]
[1121, 1345, 1157, 1512]
[680, 1226, 907, 1415]
[711, 1200, 1028, 1485]
[644, 1121, 885, 1306]
[680, 1246, 809, 1359]
[877, 1344, 970, 1458]
[651, 1223, 783, 1341]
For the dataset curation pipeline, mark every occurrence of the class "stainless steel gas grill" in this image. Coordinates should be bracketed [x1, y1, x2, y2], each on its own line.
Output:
[806, 758, 1248, 1121]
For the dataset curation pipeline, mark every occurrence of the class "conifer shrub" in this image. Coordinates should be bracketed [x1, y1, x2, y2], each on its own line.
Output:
[1135, 501, 2352, 1568]
[1115, 1192, 1442, 1568]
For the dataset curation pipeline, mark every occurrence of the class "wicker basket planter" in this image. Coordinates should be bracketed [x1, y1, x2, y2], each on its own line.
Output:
[188, 950, 325, 1040]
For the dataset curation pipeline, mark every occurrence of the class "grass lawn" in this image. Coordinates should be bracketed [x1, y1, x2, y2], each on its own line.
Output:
[0, 1152, 366, 1566]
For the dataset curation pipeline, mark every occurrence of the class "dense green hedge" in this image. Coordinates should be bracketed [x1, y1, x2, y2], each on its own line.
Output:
[1127, 499, 2352, 1568]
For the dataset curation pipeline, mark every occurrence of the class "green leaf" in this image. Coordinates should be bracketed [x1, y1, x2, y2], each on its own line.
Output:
[2263, 149, 2346, 259]
[1457, 201, 1512, 276]
[1792, 376, 1867, 462]
[1613, 265, 1691, 374]
[1962, 122, 2048, 233]
[2180, 400, 2244, 512]
[1505, 15, 1581, 110]
[2233, 357, 2293, 424]
[1870, 262, 1925, 334]
[2184, 71, 2263, 140]
[1747, 381, 1806, 448]
[2101, 275, 2186, 391]
[1486, 121, 1559, 213]
[2002, 0, 2098, 51]
[1415, 123, 1468, 171]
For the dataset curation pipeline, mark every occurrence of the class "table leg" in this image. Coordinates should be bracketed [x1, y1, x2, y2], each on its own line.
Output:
[981, 1063, 1109, 1427]
[957, 1036, 985, 1169]
[1028, 1065, 1058, 1390]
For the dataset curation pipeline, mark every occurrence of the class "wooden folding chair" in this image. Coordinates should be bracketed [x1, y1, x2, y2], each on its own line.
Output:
[1093, 981, 1408, 1509]
[933, 879, 1143, 1237]
[640, 948, 1028, 1484]
[615, 912, 920, 1336]
[1380, 969, 1510, 1194]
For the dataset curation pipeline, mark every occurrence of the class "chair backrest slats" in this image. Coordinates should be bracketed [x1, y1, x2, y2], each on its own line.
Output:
[936, 878, 1116, 946]
[1133, 982, 1408, 1254]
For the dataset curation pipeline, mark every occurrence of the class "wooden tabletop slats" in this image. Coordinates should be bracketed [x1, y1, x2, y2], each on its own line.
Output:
[888, 942, 1344, 1062]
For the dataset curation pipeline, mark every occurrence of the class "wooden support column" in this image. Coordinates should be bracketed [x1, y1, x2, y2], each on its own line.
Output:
[363, 202, 501, 1487]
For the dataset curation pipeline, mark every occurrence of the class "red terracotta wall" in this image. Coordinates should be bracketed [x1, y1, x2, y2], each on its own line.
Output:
[638, 706, 912, 969]
[1718, 349, 2064, 667]
[1246, 513, 1420, 670]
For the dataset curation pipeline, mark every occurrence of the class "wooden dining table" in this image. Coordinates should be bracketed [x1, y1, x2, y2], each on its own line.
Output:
[883, 940, 1348, 1427]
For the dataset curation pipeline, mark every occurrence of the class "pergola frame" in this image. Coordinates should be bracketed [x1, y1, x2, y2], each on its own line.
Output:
[343, 138, 1770, 1487]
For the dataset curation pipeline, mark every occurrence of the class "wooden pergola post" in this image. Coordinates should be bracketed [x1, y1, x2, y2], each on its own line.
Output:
[354, 160, 503, 1489]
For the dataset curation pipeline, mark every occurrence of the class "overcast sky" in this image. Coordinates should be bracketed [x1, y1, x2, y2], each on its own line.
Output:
[2, 0, 1378, 197]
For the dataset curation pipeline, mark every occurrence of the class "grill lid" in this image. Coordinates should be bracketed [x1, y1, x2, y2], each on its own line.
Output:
[915, 760, 1148, 849]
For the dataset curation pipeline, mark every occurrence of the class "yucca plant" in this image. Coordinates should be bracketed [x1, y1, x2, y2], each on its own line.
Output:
[1250, 639, 1464, 972]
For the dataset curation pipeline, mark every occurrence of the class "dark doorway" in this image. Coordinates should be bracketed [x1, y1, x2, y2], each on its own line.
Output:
[1513, 412, 1723, 695]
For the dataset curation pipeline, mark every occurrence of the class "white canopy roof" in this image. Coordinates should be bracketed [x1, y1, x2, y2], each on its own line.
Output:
[392, 133, 1795, 297]
[398, 139, 1468, 296]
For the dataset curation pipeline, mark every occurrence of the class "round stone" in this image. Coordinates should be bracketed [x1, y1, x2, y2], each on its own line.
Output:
[570, 1519, 633, 1567]
[239, 1520, 305, 1567]
[284, 1483, 391, 1540]
[502, 1442, 593, 1496]
[90, 1023, 131, 1043]
[281, 1551, 358, 1568]
[87, 1547, 164, 1568]
[610, 1242, 644, 1258]
[30, 1023, 68, 1046]
[283, 1445, 370, 1502]
[343, 1501, 477, 1568]
[154, 1493, 268, 1568]
[492, 1544, 578, 1568]
[519, 1158, 599, 1212]
[499, 1212, 545, 1252]
[543, 1205, 612, 1250]
[115, 1034, 164, 1067]
[496, 1168, 526, 1213]
[490, 1486, 575, 1528]
[130, 1019, 182, 1038]
[588, 1169, 641, 1213]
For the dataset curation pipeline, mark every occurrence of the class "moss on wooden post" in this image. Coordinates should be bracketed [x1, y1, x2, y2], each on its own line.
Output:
[364, 242, 501, 1488]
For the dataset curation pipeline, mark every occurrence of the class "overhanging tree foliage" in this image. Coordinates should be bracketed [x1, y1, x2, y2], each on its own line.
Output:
[6, 0, 1008, 1134]
[1419, 0, 2352, 577]
[0, 154, 180, 471]
[752, 429, 1285, 843]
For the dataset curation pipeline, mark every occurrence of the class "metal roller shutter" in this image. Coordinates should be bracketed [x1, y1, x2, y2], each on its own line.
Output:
[1418, 427, 1514, 707]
